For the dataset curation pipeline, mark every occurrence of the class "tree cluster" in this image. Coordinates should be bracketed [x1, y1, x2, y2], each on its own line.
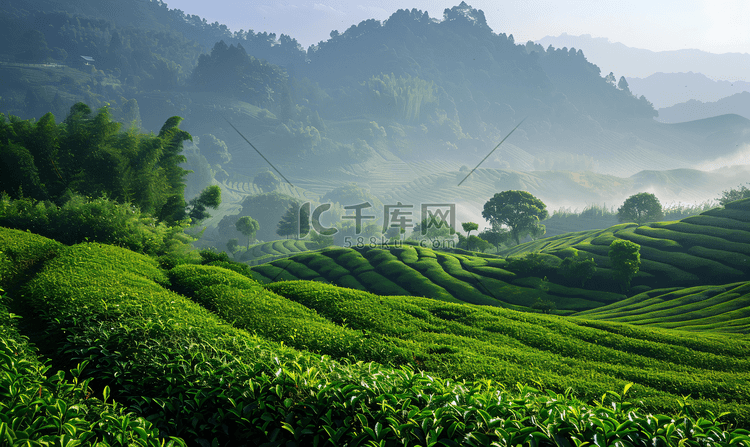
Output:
[0, 103, 203, 224]
[191, 41, 292, 117]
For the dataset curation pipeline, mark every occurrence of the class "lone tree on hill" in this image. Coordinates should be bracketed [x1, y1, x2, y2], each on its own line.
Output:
[617, 192, 663, 225]
[482, 190, 548, 246]
[608, 239, 640, 291]
[461, 221, 478, 250]
[235, 216, 259, 249]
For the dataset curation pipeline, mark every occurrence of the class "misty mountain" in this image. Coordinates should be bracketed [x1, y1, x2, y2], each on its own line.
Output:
[655, 92, 750, 124]
[536, 33, 750, 87]
[2, 0, 750, 187]
[626, 72, 750, 110]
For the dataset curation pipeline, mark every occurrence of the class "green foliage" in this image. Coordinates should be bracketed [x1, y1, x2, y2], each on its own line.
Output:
[618, 192, 664, 225]
[482, 190, 549, 245]
[478, 227, 511, 252]
[362, 73, 438, 122]
[0, 193, 192, 256]
[191, 40, 291, 114]
[277, 202, 308, 239]
[4, 232, 750, 441]
[185, 184, 221, 223]
[531, 297, 557, 313]
[0, 301, 178, 444]
[719, 183, 750, 206]
[609, 239, 641, 290]
[558, 251, 597, 287]
[0, 104, 193, 224]
[226, 238, 239, 256]
[507, 252, 561, 277]
[235, 215, 259, 249]
[0, 227, 62, 290]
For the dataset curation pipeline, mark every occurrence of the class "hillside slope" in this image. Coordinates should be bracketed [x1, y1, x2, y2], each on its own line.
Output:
[2, 225, 750, 442]
[501, 197, 750, 291]
[575, 282, 750, 332]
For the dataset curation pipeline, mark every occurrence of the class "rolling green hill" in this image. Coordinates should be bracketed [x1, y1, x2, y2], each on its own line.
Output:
[246, 244, 626, 312]
[237, 239, 321, 265]
[575, 282, 750, 333]
[245, 198, 750, 307]
[2, 225, 750, 444]
[501, 197, 750, 291]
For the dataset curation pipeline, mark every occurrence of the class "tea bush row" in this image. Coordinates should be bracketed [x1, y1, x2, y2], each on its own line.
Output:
[10, 239, 750, 442]
[0, 285, 180, 445]
[265, 281, 750, 422]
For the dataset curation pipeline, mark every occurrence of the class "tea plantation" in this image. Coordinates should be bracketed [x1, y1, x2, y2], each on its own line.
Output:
[244, 198, 750, 325]
[2, 199, 750, 444]
[237, 239, 320, 265]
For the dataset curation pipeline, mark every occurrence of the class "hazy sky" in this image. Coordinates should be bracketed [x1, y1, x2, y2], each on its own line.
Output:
[164, 0, 749, 54]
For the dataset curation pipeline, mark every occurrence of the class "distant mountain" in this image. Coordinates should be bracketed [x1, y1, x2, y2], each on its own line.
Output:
[655, 92, 750, 123]
[625, 72, 750, 110]
[2, 0, 750, 184]
[535, 33, 750, 87]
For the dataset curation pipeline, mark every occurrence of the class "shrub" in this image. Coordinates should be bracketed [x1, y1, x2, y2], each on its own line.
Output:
[0, 193, 192, 256]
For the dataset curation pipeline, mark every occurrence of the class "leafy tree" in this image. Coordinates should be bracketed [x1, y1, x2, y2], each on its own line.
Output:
[461, 222, 478, 250]
[411, 217, 455, 244]
[605, 72, 616, 85]
[186, 185, 221, 223]
[254, 170, 280, 193]
[199, 134, 231, 165]
[277, 203, 309, 239]
[0, 103, 193, 224]
[618, 76, 630, 93]
[482, 191, 548, 245]
[608, 239, 640, 291]
[467, 235, 490, 253]
[531, 298, 556, 314]
[718, 184, 750, 206]
[558, 251, 597, 287]
[478, 227, 509, 253]
[235, 216, 259, 249]
[617, 192, 663, 225]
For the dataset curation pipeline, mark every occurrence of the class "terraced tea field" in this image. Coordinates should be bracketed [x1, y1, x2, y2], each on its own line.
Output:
[247, 244, 625, 312]
[2, 226, 750, 444]
[576, 282, 750, 333]
[501, 197, 750, 291]
[238, 239, 320, 265]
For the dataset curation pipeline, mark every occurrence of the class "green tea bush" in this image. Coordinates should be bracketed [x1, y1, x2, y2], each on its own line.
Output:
[681, 214, 750, 233]
[13, 243, 750, 440]
[0, 227, 62, 289]
[0, 194, 192, 256]
[0, 283, 181, 445]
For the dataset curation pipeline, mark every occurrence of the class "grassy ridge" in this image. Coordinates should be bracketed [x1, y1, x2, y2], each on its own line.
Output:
[576, 282, 750, 332]
[0, 230, 178, 445]
[249, 245, 623, 312]
[238, 239, 320, 265]
[2, 229, 750, 443]
[501, 198, 750, 292]
[259, 280, 750, 425]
